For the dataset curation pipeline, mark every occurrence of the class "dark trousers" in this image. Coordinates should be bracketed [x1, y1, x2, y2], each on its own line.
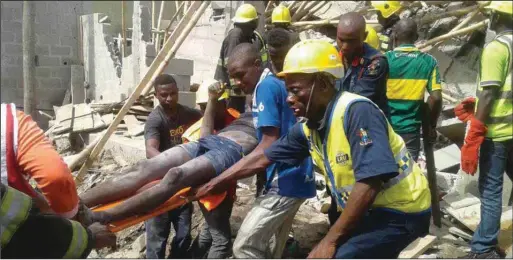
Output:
[190, 197, 234, 258]
[145, 203, 193, 259]
[400, 132, 421, 162]
[334, 208, 431, 258]
[471, 139, 513, 253]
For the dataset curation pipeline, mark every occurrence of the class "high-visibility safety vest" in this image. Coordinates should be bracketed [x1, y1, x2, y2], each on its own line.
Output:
[254, 31, 268, 63]
[476, 32, 512, 141]
[1, 103, 38, 198]
[301, 92, 431, 213]
[0, 185, 90, 258]
[378, 33, 390, 53]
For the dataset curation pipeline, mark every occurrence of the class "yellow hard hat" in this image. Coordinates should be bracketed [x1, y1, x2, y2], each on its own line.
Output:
[277, 39, 344, 79]
[371, 1, 403, 18]
[364, 25, 380, 50]
[233, 4, 258, 23]
[485, 1, 512, 15]
[272, 5, 291, 24]
[196, 79, 229, 104]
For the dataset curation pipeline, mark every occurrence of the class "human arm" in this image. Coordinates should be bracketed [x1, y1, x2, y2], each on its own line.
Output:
[426, 63, 443, 128]
[200, 81, 225, 138]
[308, 102, 399, 258]
[15, 110, 79, 219]
[460, 41, 507, 175]
[144, 112, 162, 158]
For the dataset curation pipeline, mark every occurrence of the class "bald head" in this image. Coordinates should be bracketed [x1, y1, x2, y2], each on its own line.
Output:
[337, 12, 367, 59]
[228, 43, 260, 68]
[393, 18, 418, 44]
[338, 12, 366, 35]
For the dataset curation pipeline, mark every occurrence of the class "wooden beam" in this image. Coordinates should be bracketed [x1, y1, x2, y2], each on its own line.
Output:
[121, 0, 126, 57]
[155, 0, 166, 52]
[418, 2, 490, 26]
[74, 1, 210, 185]
[292, 1, 319, 22]
[299, 1, 329, 21]
[416, 20, 489, 49]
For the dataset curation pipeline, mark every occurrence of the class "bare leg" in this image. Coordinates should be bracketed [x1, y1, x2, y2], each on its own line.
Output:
[102, 156, 217, 223]
[81, 146, 192, 207]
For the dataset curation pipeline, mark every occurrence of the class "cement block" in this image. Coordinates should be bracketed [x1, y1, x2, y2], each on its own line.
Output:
[2, 55, 21, 66]
[4, 43, 22, 54]
[434, 144, 461, 173]
[51, 67, 71, 79]
[172, 74, 191, 91]
[36, 44, 50, 55]
[36, 67, 52, 78]
[59, 36, 77, 47]
[104, 135, 146, 166]
[164, 59, 194, 76]
[38, 78, 62, 89]
[4, 66, 22, 79]
[38, 56, 61, 66]
[178, 91, 196, 109]
[37, 34, 60, 45]
[1, 21, 22, 33]
[50, 45, 72, 56]
[1, 31, 15, 42]
[437, 118, 465, 147]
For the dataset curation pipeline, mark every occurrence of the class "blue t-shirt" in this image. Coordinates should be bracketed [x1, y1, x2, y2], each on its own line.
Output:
[264, 101, 399, 184]
[252, 69, 316, 198]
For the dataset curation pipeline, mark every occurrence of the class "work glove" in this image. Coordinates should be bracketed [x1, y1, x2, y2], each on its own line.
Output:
[461, 117, 487, 175]
[454, 97, 476, 123]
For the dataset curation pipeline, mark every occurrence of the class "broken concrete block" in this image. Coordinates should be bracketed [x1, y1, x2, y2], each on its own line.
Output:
[428, 48, 453, 77]
[71, 65, 85, 104]
[52, 104, 107, 134]
[437, 118, 465, 147]
[436, 171, 462, 194]
[104, 135, 146, 166]
[448, 227, 473, 241]
[443, 193, 480, 210]
[434, 144, 461, 173]
[178, 91, 196, 109]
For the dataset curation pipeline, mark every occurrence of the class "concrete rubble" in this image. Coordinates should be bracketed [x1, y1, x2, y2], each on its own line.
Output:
[15, 0, 508, 258]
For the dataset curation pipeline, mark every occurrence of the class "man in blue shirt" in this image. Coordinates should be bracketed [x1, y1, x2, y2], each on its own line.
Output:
[335, 12, 389, 117]
[194, 43, 316, 258]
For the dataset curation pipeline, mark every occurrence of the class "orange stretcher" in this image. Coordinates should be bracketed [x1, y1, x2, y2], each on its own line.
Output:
[92, 180, 227, 232]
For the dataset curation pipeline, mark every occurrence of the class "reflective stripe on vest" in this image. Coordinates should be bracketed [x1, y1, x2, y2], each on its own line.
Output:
[0, 186, 32, 248]
[254, 31, 268, 63]
[476, 33, 513, 140]
[302, 92, 431, 213]
[0, 103, 37, 197]
[63, 220, 89, 259]
[378, 33, 389, 52]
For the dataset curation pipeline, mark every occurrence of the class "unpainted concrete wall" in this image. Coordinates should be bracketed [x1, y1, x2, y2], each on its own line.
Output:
[1, 1, 92, 112]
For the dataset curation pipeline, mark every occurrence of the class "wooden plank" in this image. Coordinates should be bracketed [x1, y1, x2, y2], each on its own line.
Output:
[74, 1, 211, 184]
[443, 193, 480, 210]
[448, 227, 473, 240]
[399, 235, 437, 259]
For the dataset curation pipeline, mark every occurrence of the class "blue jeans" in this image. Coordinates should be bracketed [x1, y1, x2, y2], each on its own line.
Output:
[145, 203, 193, 259]
[471, 139, 513, 254]
[334, 208, 431, 258]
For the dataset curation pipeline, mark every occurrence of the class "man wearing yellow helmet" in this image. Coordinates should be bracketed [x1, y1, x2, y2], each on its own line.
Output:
[271, 4, 291, 30]
[198, 39, 432, 258]
[214, 3, 267, 113]
[372, 1, 402, 52]
[454, 1, 513, 258]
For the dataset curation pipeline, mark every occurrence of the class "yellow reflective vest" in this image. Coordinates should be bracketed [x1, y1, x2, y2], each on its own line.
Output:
[476, 33, 512, 141]
[1, 185, 90, 258]
[301, 92, 431, 213]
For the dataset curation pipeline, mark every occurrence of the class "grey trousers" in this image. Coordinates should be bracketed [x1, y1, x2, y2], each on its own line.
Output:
[190, 196, 234, 258]
[233, 194, 305, 258]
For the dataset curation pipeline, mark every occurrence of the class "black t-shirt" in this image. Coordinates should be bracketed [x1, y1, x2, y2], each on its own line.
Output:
[218, 112, 257, 139]
[144, 104, 202, 152]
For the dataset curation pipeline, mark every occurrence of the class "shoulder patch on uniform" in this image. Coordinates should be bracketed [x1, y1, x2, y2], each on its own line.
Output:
[358, 128, 373, 146]
[366, 59, 381, 76]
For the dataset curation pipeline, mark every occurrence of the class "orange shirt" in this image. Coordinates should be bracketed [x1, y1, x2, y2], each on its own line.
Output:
[15, 110, 79, 218]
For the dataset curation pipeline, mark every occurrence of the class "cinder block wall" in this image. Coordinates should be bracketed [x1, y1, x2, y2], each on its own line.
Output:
[1, 1, 92, 113]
